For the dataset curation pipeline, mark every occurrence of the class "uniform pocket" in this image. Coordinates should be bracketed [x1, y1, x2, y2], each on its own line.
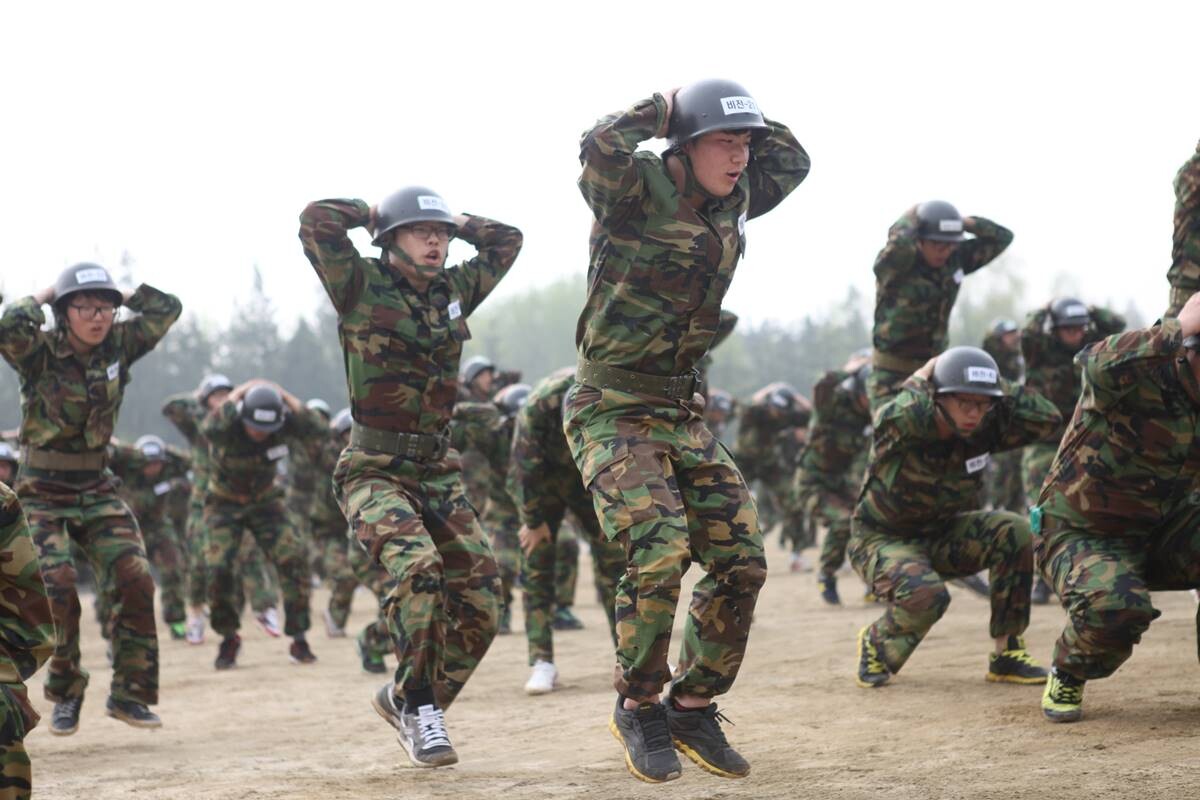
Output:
[587, 448, 665, 539]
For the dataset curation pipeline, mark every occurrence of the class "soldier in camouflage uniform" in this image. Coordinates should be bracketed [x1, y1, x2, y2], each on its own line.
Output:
[202, 381, 324, 668]
[0, 483, 55, 800]
[1034, 295, 1200, 722]
[0, 444, 17, 490]
[1166, 140, 1200, 317]
[870, 201, 1014, 412]
[300, 185, 521, 767]
[793, 362, 872, 605]
[455, 357, 497, 514]
[508, 369, 626, 695]
[0, 264, 180, 733]
[565, 80, 807, 782]
[981, 319, 1026, 516]
[287, 398, 333, 584]
[850, 347, 1060, 690]
[703, 389, 737, 441]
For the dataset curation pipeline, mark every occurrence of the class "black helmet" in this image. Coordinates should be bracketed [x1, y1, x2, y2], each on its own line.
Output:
[932, 347, 1004, 397]
[708, 389, 735, 416]
[668, 79, 768, 147]
[916, 201, 969, 243]
[305, 398, 332, 419]
[239, 385, 286, 434]
[53, 263, 122, 311]
[372, 186, 457, 247]
[331, 407, 352, 436]
[134, 434, 167, 461]
[1049, 297, 1091, 328]
[0, 442, 18, 468]
[494, 383, 531, 417]
[766, 383, 800, 409]
[460, 355, 496, 386]
[198, 373, 234, 405]
[990, 318, 1019, 336]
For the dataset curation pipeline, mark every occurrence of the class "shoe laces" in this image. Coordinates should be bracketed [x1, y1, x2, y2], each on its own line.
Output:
[697, 705, 734, 748]
[1003, 648, 1039, 666]
[635, 705, 673, 752]
[56, 697, 82, 718]
[861, 633, 888, 675]
[415, 704, 451, 749]
[1051, 673, 1083, 704]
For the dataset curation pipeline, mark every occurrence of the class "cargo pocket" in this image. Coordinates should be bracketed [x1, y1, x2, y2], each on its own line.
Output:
[584, 444, 663, 541]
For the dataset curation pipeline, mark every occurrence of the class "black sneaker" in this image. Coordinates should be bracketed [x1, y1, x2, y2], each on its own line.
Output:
[663, 700, 749, 778]
[106, 697, 161, 728]
[498, 605, 512, 636]
[357, 632, 387, 674]
[818, 575, 841, 606]
[987, 635, 1049, 684]
[289, 639, 317, 665]
[1031, 578, 1053, 605]
[608, 697, 682, 783]
[50, 696, 83, 736]
[552, 607, 585, 631]
[215, 634, 240, 670]
[856, 626, 891, 688]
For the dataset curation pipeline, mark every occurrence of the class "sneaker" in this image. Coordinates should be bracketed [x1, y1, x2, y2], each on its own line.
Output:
[215, 635, 240, 670]
[1042, 667, 1085, 723]
[609, 697, 682, 783]
[953, 574, 990, 596]
[106, 697, 162, 729]
[185, 614, 206, 645]
[818, 575, 841, 606]
[987, 635, 1049, 684]
[856, 626, 891, 688]
[1031, 578, 1053, 605]
[168, 621, 187, 640]
[255, 607, 283, 638]
[323, 608, 346, 638]
[289, 639, 317, 665]
[357, 633, 387, 674]
[663, 700, 749, 779]
[551, 607, 584, 631]
[372, 686, 458, 768]
[50, 696, 83, 736]
[789, 553, 814, 573]
[371, 682, 406, 729]
[497, 605, 512, 636]
[524, 660, 559, 695]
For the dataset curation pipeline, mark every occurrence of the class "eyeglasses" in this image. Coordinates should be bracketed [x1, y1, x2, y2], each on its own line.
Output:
[403, 224, 454, 241]
[69, 304, 116, 320]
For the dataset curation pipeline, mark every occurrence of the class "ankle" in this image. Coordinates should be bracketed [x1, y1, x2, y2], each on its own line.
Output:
[621, 693, 659, 711]
[671, 694, 710, 710]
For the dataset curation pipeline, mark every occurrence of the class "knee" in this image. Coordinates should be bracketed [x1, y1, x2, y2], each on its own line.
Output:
[993, 513, 1033, 557]
[896, 579, 952, 620]
[1069, 587, 1156, 638]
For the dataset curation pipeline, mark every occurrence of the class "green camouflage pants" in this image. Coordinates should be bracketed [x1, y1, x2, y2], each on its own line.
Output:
[315, 518, 393, 655]
[564, 386, 767, 702]
[481, 497, 521, 616]
[1037, 507, 1200, 680]
[203, 495, 311, 638]
[16, 474, 158, 705]
[521, 487, 624, 665]
[867, 366, 910, 415]
[986, 448, 1026, 514]
[798, 480, 855, 579]
[185, 499, 277, 613]
[554, 522, 580, 609]
[333, 448, 500, 709]
[0, 683, 37, 800]
[849, 510, 1033, 673]
[1021, 440, 1058, 508]
[100, 516, 187, 626]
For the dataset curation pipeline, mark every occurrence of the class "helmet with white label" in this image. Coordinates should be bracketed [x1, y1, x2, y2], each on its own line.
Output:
[331, 408, 352, 436]
[372, 186, 457, 247]
[460, 355, 496, 387]
[52, 263, 123, 312]
[239, 385, 287, 434]
[0, 442, 18, 468]
[305, 398, 332, 420]
[198, 373, 235, 405]
[494, 383, 532, 417]
[933, 347, 1004, 397]
[916, 201, 969, 243]
[134, 434, 167, 461]
[1049, 297, 1091, 328]
[668, 79, 768, 147]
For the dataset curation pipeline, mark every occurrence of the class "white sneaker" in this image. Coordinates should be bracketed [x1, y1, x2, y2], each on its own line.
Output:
[790, 553, 814, 573]
[185, 615, 206, 645]
[323, 608, 346, 638]
[255, 607, 283, 638]
[524, 659, 559, 695]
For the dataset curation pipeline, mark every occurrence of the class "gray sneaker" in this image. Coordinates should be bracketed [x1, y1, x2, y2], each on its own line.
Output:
[663, 700, 749, 778]
[609, 697, 682, 783]
[371, 683, 458, 767]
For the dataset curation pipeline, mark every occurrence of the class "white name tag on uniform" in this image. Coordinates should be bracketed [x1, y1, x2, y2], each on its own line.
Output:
[266, 444, 289, 461]
[720, 96, 759, 115]
[76, 268, 109, 284]
[106, 362, 120, 381]
[737, 212, 747, 235]
[953, 268, 965, 284]
[448, 300, 462, 320]
[153, 480, 172, 496]
[417, 195, 449, 212]
[965, 454, 990, 474]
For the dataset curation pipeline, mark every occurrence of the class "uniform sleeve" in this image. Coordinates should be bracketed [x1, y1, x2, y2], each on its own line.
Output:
[298, 198, 373, 315]
[507, 399, 554, 529]
[0, 297, 48, 374]
[992, 383, 1063, 451]
[1090, 306, 1127, 338]
[287, 406, 328, 442]
[746, 117, 811, 220]
[161, 394, 201, 444]
[577, 95, 666, 229]
[166, 446, 192, 479]
[956, 216, 1014, 276]
[118, 284, 183, 365]
[872, 207, 920, 281]
[444, 214, 524, 317]
[0, 486, 55, 683]
[1020, 307, 1053, 367]
[872, 376, 939, 444]
[1077, 321, 1182, 410]
[201, 399, 240, 440]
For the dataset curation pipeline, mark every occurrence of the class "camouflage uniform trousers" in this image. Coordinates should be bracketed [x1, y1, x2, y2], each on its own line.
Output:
[315, 519, 393, 656]
[0, 683, 38, 800]
[849, 511, 1034, 673]
[867, 366, 910, 416]
[554, 521, 580, 610]
[986, 448, 1027, 514]
[1037, 506, 1200, 680]
[798, 480, 856, 579]
[97, 516, 187, 629]
[16, 474, 158, 705]
[1021, 440, 1059, 508]
[185, 498, 279, 614]
[521, 490, 625, 665]
[333, 449, 500, 708]
[202, 496, 311, 638]
[481, 498, 521, 617]
[564, 387, 767, 701]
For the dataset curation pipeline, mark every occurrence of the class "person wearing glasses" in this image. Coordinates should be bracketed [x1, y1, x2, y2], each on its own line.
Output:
[299, 186, 522, 767]
[0, 263, 181, 735]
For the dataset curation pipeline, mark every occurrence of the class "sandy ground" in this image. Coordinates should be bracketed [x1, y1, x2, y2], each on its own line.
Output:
[28, 538, 1200, 800]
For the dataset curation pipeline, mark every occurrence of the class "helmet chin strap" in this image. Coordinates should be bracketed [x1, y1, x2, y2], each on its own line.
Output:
[669, 147, 721, 202]
[934, 399, 970, 438]
[384, 241, 443, 282]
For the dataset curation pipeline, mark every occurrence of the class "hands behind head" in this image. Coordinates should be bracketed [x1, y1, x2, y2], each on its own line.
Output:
[1179, 292, 1200, 339]
[915, 357, 938, 380]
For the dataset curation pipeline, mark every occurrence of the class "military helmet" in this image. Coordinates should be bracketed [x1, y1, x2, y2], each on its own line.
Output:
[460, 355, 496, 386]
[668, 79, 768, 147]
[198, 373, 235, 405]
[843, 363, 872, 397]
[708, 389, 735, 416]
[990, 318, 1019, 336]
[331, 407, 352, 436]
[767, 383, 800, 409]
[371, 186, 457, 247]
[1049, 297, 1091, 328]
[305, 398, 332, 419]
[916, 201, 969, 243]
[239, 385, 287, 434]
[53, 263, 123, 311]
[134, 434, 167, 461]
[494, 383, 532, 417]
[932, 347, 1004, 397]
[0, 442, 18, 468]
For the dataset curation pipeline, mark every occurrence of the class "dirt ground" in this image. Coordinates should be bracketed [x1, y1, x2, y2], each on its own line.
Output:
[28, 538, 1200, 800]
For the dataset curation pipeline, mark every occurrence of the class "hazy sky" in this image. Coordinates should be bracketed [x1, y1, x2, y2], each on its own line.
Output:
[3, 2, 1197, 330]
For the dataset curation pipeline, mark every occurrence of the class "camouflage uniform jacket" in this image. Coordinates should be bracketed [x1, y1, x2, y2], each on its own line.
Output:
[576, 94, 809, 376]
[1021, 304, 1126, 435]
[796, 369, 871, 490]
[109, 441, 192, 521]
[1166, 141, 1200, 295]
[162, 393, 215, 498]
[450, 401, 515, 511]
[299, 201, 523, 435]
[872, 211, 1013, 366]
[0, 285, 182, 452]
[854, 375, 1060, 534]
[507, 370, 581, 529]
[310, 434, 346, 530]
[982, 332, 1025, 382]
[0, 483, 54, 684]
[201, 402, 327, 502]
[1037, 320, 1200, 538]
[735, 386, 812, 471]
